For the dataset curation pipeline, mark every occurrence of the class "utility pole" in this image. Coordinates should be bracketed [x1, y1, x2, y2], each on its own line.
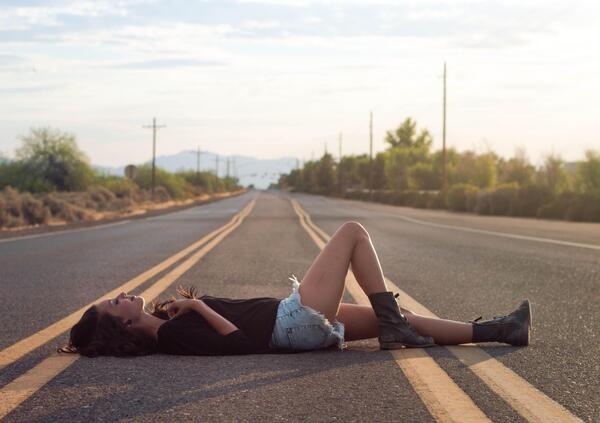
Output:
[338, 132, 343, 195]
[369, 110, 373, 198]
[442, 62, 447, 199]
[196, 146, 201, 174]
[142, 117, 166, 197]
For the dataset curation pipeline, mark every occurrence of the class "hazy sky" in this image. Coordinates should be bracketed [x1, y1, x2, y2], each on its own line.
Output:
[1, 0, 598, 168]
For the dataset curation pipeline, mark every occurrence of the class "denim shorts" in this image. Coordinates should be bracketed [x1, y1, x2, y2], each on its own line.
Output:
[269, 275, 345, 351]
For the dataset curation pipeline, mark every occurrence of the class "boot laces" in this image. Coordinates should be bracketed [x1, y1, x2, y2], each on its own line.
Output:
[469, 313, 510, 324]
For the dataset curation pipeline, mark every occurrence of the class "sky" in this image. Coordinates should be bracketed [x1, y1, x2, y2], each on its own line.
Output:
[0, 0, 599, 168]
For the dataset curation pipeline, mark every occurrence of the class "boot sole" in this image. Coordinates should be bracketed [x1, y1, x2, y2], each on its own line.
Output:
[525, 299, 532, 346]
[380, 341, 436, 349]
[513, 299, 532, 346]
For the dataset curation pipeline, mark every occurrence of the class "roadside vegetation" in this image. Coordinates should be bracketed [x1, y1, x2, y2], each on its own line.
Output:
[0, 127, 243, 229]
[278, 118, 600, 222]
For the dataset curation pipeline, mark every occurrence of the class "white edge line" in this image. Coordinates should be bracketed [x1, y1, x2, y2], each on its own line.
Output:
[297, 194, 600, 251]
[394, 214, 600, 251]
[0, 220, 131, 245]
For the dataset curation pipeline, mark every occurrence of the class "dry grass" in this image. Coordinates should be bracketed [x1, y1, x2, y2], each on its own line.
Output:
[0, 184, 246, 231]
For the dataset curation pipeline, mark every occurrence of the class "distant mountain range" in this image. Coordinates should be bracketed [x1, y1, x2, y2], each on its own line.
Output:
[93, 150, 299, 189]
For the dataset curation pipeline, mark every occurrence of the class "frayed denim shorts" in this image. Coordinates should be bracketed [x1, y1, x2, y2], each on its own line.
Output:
[269, 275, 345, 351]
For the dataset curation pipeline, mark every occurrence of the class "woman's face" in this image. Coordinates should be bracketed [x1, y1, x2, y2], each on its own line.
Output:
[96, 292, 145, 324]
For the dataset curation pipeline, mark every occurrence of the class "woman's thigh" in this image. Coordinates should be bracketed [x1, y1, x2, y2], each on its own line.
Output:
[298, 222, 359, 322]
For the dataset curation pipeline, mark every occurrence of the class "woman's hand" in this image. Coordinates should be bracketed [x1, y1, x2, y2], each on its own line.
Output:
[166, 299, 202, 319]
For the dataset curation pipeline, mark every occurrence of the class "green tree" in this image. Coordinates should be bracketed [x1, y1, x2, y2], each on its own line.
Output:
[575, 149, 600, 195]
[497, 147, 535, 187]
[15, 127, 94, 192]
[537, 153, 569, 194]
[453, 150, 497, 188]
[408, 162, 438, 190]
[372, 152, 387, 190]
[385, 118, 433, 150]
[300, 161, 318, 192]
[317, 153, 336, 194]
[385, 144, 430, 191]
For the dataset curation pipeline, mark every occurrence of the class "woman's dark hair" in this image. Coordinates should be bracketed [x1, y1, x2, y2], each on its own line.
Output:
[58, 285, 200, 357]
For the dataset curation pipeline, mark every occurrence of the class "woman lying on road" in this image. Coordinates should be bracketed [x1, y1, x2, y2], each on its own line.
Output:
[60, 221, 532, 357]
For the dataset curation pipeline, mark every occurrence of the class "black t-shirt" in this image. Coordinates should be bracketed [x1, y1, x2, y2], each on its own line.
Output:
[156, 296, 281, 355]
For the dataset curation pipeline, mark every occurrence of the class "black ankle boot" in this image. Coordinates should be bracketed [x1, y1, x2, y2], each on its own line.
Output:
[471, 300, 532, 346]
[368, 291, 435, 349]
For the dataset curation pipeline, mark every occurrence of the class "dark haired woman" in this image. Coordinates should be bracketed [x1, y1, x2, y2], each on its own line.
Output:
[61, 221, 531, 357]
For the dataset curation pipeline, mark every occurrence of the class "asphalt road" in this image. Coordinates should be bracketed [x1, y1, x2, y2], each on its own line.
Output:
[0, 190, 598, 422]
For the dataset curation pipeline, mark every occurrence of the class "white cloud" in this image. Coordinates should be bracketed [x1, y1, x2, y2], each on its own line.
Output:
[0, 0, 599, 165]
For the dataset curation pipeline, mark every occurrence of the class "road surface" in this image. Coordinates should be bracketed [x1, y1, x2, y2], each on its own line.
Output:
[0, 190, 598, 422]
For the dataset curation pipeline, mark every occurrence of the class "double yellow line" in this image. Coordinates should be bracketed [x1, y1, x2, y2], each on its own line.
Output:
[0, 198, 257, 419]
[290, 198, 582, 423]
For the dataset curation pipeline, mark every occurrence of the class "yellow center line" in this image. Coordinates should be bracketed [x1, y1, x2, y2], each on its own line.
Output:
[0, 198, 257, 420]
[291, 198, 583, 423]
[290, 199, 490, 423]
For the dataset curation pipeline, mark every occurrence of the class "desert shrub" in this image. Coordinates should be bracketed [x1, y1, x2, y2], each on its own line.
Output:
[63, 192, 98, 211]
[537, 191, 577, 220]
[489, 183, 519, 215]
[133, 189, 153, 203]
[565, 193, 600, 222]
[106, 197, 135, 212]
[474, 190, 492, 215]
[509, 185, 554, 217]
[413, 192, 432, 209]
[15, 127, 95, 192]
[104, 178, 139, 199]
[133, 165, 194, 200]
[1, 186, 22, 217]
[20, 192, 50, 225]
[87, 186, 116, 204]
[0, 187, 25, 227]
[153, 186, 172, 202]
[447, 184, 479, 212]
[41, 193, 90, 221]
[400, 190, 420, 207]
[427, 191, 447, 209]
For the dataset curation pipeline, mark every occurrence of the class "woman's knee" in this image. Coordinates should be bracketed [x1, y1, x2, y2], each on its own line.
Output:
[340, 221, 369, 241]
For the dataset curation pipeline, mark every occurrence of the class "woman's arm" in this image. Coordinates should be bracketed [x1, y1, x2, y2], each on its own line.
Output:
[168, 299, 240, 336]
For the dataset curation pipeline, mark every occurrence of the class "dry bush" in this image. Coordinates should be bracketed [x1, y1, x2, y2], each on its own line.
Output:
[105, 179, 138, 199]
[20, 192, 50, 224]
[0, 186, 49, 227]
[0, 187, 24, 227]
[106, 197, 134, 212]
[64, 192, 98, 210]
[153, 186, 171, 202]
[87, 185, 116, 204]
[41, 193, 91, 222]
[1, 186, 22, 217]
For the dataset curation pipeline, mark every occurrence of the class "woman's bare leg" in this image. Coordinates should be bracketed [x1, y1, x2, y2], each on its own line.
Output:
[336, 303, 474, 345]
[298, 221, 389, 322]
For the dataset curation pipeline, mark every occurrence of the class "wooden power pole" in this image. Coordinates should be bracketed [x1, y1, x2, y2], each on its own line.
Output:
[442, 62, 447, 198]
[369, 111, 373, 198]
[142, 117, 166, 197]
